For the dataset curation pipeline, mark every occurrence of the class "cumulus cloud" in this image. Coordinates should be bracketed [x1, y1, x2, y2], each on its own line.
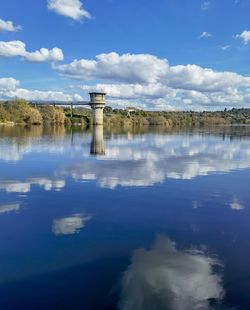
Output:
[0, 76, 83, 102]
[25, 47, 64, 62]
[55, 52, 250, 109]
[82, 81, 250, 111]
[4, 88, 82, 102]
[52, 213, 91, 235]
[0, 40, 26, 57]
[0, 77, 20, 91]
[56, 52, 169, 84]
[81, 83, 176, 100]
[0, 40, 64, 62]
[200, 31, 212, 38]
[166, 64, 250, 92]
[119, 235, 224, 310]
[235, 30, 250, 45]
[0, 18, 22, 32]
[48, 0, 91, 21]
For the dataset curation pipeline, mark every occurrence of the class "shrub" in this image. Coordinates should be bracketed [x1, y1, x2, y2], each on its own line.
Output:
[0, 104, 11, 122]
[38, 106, 65, 124]
[38, 106, 56, 124]
[24, 107, 43, 125]
[55, 108, 65, 124]
[147, 115, 167, 125]
[0, 100, 42, 125]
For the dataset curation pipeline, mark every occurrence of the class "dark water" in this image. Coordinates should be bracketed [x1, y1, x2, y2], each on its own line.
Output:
[0, 125, 250, 310]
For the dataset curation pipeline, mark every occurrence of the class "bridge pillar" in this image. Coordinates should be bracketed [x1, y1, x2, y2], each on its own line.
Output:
[89, 92, 106, 125]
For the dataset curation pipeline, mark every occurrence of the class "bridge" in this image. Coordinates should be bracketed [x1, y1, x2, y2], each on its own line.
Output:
[30, 92, 106, 125]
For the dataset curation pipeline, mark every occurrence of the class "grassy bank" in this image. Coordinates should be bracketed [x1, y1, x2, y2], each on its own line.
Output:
[1, 100, 250, 127]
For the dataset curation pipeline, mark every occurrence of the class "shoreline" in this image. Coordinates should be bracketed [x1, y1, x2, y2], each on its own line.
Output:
[1, 100, 250, 127]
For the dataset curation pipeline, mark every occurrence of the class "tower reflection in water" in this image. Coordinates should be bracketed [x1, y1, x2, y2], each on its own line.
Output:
[90, 125, 105, 156]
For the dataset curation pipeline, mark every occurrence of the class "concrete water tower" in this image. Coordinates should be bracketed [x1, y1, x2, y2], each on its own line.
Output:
[89, 92, 106, 125]
[90, 125, 105, 155]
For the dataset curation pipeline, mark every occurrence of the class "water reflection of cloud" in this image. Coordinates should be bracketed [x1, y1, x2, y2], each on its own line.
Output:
[0, 203, 21, 214]
[52, 214, 91, 236]
[67, 160, 164, 189]
[2, 133, 250, 190]
[63, 139, 250, 188]
[43, 134, 250, 188]
[0, 178, 65, 193]
[230, 197, 245, 211]
[120, 235, 224, 310]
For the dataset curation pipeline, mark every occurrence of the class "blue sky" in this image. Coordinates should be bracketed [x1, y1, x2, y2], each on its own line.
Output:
[0, 0, 250, 110]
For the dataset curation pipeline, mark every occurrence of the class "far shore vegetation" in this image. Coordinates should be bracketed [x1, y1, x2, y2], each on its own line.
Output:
[1, 99, 250, 128]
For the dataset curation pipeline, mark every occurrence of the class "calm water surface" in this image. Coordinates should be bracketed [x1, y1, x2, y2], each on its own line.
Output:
[0, 125, 250, 310]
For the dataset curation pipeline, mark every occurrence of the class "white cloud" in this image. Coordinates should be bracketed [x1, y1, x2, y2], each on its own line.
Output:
[52, 213, 91, 235]
[235, 30, 250, 45]
[200, 31, 212, 38]
[81, 83, 176, 100]
[201, 1, 211, 10]
[0, 40, 26, 57]
[4, 88, 82, 102]
[0, 203, 21, 214]
[2, 49, 249, 110]
[0, 76, 82, 102]
[230, 197, 245, 211]
[0, 40, 64, 62]
[55, 52, 169, 84]
[48, 0, 91, 21]
[0, 18, 22, 32]
[120, 235, 224, 310]
[25, 48, 64, 62]
[56, 52, 250, 110]
[166, 64, 250, 92]
[0, 77, 20, 91]
[82, 83, 250, 111]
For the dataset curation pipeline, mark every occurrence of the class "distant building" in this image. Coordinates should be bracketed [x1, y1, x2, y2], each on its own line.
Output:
[126, 107, 137, 117]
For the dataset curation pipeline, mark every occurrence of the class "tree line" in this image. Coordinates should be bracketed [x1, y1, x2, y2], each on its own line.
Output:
[1, 100, 250, 127]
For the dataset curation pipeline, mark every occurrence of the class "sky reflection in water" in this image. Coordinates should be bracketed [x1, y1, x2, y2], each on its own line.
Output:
[120, 234, 224, 310]
[0, 126, 249, 309]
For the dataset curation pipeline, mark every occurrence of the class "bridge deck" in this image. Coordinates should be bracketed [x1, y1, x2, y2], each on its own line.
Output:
[30, 101, 90, 106]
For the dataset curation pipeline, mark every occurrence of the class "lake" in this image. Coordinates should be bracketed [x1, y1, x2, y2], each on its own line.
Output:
[0, 125, 249, 310]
